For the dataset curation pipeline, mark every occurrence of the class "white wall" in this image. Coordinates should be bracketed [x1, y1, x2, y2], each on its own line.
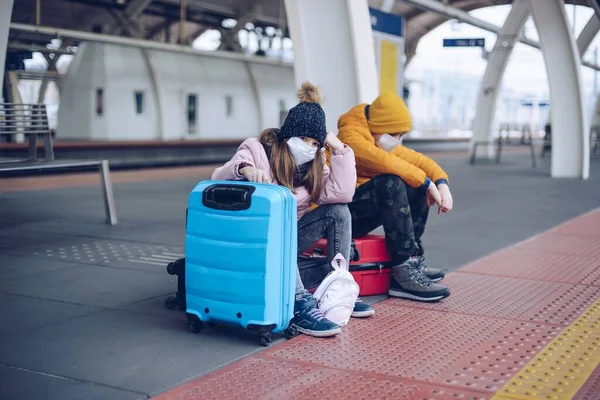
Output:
[104, 45, 159, 140]
[57, 42, 295, 141]
[149, 52, 261, 140]
[57, 42, 108, 140]
[249, 63, 297, 130]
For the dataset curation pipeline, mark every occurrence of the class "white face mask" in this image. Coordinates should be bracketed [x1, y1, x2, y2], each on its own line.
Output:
[375, 134, 401, 152]
[286, 137, 318, 165]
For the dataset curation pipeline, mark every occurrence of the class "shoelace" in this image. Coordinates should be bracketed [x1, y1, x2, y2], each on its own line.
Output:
[413, 255, 427, 271]
[307, 307, 326, 321]
[408, 260, 433, 287]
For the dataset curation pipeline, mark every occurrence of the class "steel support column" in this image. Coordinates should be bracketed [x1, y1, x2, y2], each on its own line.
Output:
[529, 0, 589, 179]
[38, 54, 61, 103]
[539, 14, 599, 145]
[590, 0, 600, 19]
[218, 2, 262, 52]
[577, 14, 600, 55]
[283, 0, 378, 132]
[578, 15, 600, 130]
[470, 0, 529, 160]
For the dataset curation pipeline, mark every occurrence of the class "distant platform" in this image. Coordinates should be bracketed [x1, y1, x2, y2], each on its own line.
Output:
[1, 132, 545, 170]
[0, 136, 477, 170]
[0, 139, 244, 170]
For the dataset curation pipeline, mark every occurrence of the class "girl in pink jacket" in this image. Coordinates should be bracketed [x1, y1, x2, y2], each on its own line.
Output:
[212, 82, 369, 338]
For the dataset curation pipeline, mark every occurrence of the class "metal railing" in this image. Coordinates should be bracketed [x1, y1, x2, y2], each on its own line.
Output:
[0, 103, 117, 225]
[0, 103, 54, 160]
[470, 122, 537, 168]
[540, 124, 600, 159]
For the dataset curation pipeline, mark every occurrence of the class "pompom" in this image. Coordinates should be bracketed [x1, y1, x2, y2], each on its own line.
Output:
[297, 82, 322, 104]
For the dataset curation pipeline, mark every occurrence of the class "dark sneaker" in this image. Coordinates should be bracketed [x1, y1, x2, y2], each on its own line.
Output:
[412, 256, 445, 282]
[292, 294, 341, 337]
[388, 259, 450, 302]
[351, 298, 375, 318]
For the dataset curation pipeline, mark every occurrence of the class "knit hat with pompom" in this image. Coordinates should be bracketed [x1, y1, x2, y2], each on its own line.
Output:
[279, 82, 327, 146]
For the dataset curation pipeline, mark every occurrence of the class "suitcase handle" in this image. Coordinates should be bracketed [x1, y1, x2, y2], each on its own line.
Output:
[202, 184, 256, 211]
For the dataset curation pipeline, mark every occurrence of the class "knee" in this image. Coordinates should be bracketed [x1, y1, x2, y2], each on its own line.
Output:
[321, 204, 351, 227]
[375, 174, 408, 198]
[327, 204, 351, 221]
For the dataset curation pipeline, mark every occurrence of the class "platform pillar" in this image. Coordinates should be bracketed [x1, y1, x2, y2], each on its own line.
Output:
[528, 0, 589, 179]
[470, 0, 529, 160]
[577, 15, 600, 131]
[0, 0, 15, 101]
[283, 0, 378, 132]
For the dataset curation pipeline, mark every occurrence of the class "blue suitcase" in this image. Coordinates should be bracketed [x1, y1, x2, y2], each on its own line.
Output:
[185, 180, 298, 346]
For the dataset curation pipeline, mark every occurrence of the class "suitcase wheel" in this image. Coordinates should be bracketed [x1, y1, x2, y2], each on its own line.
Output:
[284, 325, 298, 339]
[260, 332, 272, 347]
[188, 320, 203, 333]
[187, 313, 203, 333]
[164, 296, 178, 310]
[166, 258, 184, 275]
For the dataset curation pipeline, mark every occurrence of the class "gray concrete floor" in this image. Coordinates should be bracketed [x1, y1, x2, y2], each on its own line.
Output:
[1, 152, 599, 399]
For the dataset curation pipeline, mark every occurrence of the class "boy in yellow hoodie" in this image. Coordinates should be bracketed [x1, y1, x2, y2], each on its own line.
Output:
[337, 91, 454, 302]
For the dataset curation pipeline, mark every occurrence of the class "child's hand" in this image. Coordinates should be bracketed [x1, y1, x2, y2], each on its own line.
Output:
[240, 166, 270, 183]
[437, 183, 453, 213]
[324, 132, 344, 151]
[426, 183, 442, 212]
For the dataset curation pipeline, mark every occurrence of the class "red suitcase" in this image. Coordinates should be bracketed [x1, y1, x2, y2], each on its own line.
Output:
[303, 235, 392, 296]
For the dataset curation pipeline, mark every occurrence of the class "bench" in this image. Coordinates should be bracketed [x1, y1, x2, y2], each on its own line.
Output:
[0, 103, 118, 225]
[470, 123, 537, 168]
[539, 124, 600, 159]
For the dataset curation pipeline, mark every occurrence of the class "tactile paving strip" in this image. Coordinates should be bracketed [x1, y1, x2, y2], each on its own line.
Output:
[265, 303, 511, 381]
[265, 303, 563, 394]
[573, 364, 600, 400]
[386, 272, 600, 326]
[526, 284, 600, 326]
[435, 322, 562, 393]
[492, 299, 600, 400]
[459, 247, 600, 287]
[151, 356, 492, 400]
[552, 209, 600, 238]
[515, 232, 600, 257]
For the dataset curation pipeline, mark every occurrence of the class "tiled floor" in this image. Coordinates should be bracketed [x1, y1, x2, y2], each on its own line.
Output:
[1, 153, 599, 399]
[151, 209, 600, 400]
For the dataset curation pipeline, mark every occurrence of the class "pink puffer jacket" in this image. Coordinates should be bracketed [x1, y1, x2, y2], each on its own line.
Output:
[211, 137, 357, 220]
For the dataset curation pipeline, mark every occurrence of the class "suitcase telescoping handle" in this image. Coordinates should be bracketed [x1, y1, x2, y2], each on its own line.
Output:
[202, 184, 256, 211]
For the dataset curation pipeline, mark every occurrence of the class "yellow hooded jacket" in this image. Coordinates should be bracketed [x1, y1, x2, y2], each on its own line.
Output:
[335, 104, 449, 189]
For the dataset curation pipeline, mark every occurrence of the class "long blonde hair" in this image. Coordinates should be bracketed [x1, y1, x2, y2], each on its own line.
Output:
[259, 128, 324, 201]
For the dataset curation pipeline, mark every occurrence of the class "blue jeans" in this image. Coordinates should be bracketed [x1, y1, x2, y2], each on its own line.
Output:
[295, 204, 352, 296]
